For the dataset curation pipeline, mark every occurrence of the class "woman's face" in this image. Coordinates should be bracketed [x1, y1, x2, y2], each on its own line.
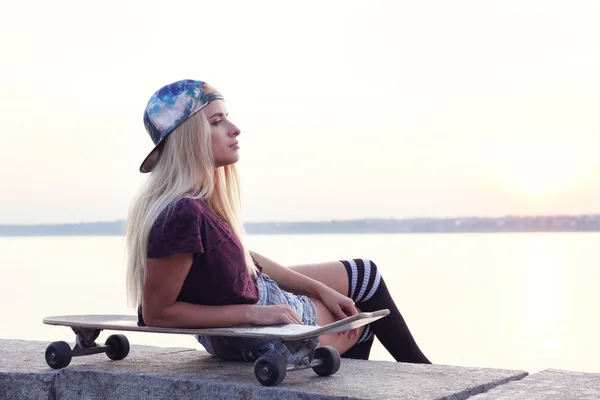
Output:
[203, 100, 241, 168]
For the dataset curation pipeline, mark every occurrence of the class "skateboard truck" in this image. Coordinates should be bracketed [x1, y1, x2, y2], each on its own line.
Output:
[248, 336, 340, 386]
[45, 328, 130, 370]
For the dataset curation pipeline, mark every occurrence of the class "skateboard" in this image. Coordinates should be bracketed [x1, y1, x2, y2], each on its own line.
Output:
[43, 309, 389, 386]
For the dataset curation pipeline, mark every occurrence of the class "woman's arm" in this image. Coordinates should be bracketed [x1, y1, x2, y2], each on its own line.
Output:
[250, 251, 359, 328]
[250, 251, 328, 297]
[142, 252, 301, 328]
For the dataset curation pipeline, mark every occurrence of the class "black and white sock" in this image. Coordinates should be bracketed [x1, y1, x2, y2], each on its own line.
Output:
[340, 258, 431, 364]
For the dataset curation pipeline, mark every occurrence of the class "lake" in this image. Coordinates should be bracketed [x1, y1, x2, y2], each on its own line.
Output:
[1, 232, 598, 373]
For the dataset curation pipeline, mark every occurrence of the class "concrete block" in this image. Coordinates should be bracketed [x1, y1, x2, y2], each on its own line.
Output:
[471, 369, 600, 400]
[0, 339, 528, 399]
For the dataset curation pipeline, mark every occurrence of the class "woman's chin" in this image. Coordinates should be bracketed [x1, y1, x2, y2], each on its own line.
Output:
[214, 156, 240, 168]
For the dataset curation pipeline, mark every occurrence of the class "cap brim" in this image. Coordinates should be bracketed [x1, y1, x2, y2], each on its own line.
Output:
[139, 144, 161, 173]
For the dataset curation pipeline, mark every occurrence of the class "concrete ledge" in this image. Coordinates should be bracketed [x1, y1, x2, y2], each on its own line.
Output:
[470, 369, 600, 400]
[0, 339, 528, 399]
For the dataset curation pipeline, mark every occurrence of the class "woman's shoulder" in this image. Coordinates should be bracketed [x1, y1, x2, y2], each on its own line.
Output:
[175, 197, 231, 224]
[169, 197, 207, 217]
[152, 197, 207, 228]
[148, 197, 206, 257]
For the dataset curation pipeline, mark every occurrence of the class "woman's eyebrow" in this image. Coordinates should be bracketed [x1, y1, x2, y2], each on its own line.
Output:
[209, 112, 224, 119]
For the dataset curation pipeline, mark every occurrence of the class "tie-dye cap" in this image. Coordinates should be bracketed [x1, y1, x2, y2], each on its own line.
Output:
[139, 79, 224, 173]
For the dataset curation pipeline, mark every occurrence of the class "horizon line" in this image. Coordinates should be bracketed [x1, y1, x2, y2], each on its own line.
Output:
[2, 213, 600, 227]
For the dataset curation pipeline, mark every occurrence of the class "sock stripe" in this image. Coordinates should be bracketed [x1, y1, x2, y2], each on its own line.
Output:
[355, 259, 372, 303]
[341, 260, 352, 298]
[357, 325, 374, 344]
[365, 260, 377, 293]
[363, 270, 381, 302]
[342, 259, 382, 303]
[347, 259, 358, 299]
[353, 259, 365, 302]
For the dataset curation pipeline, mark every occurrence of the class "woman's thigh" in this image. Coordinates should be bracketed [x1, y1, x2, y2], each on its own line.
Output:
[289, 261, 349, 297]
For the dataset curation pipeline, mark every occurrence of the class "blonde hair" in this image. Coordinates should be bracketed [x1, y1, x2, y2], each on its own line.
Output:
[125, 110, 257, 306]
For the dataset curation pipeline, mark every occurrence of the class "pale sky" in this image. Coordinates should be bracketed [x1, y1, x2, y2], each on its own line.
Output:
[2, 0, 599, 224]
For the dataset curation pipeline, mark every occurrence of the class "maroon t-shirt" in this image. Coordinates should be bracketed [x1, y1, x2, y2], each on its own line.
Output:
[137, 197, 262, 326]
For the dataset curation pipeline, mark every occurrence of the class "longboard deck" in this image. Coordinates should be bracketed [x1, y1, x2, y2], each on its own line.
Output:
[43, 309, 389, 340]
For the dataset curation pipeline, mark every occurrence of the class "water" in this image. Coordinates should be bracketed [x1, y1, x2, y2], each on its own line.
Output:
[1, 233, 598, 373]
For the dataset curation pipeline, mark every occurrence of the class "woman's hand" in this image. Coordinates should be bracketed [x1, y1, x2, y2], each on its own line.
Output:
[316, 285, 361, 339]
[247, 305, 303, 326]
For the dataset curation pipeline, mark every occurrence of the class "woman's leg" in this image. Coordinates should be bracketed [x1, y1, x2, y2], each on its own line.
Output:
[288, 261, 375, 359]
[311, 297, 365, 355]
[290, 259, 431, 364]
[289, 261, 350, 296]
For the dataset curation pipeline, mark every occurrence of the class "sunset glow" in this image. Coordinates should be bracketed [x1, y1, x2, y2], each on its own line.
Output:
[490, 139, 587, 197]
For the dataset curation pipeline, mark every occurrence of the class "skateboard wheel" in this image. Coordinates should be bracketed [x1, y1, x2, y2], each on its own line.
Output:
[312, 346, 341, 377]
[253, 353, 287, 386]
[105, 334, 130, 361]
[45, 341, 72, 369]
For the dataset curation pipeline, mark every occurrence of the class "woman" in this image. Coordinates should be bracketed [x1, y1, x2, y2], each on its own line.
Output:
[125, 79, 430, 364]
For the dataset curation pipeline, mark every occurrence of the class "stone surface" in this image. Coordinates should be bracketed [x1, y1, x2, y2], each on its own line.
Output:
[470, 369, 600, 400]
[1, 339, 528, 399]
[0, 339, 57, 400]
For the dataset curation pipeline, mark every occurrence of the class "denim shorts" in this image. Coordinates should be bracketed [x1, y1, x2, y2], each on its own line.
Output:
[196, 274, 318, 363]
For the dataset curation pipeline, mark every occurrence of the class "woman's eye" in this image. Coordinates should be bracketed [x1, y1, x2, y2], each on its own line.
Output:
[212, 120, 223, 125]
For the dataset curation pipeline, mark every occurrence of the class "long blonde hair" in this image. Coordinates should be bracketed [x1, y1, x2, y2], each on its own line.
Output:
[125, 110, 257, 307]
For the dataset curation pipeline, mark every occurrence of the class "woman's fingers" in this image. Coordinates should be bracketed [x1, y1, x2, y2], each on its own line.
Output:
[332, 304, 348, 321]
[343, 298, 359, 316]
[340, 301, 360, 338]
[285, 306, 302, 324]
[249, 305, 302, 325]
[274, 305, 302, 325]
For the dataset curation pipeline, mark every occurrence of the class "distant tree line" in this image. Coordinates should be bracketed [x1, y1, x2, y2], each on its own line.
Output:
[1, 215, 599, 236]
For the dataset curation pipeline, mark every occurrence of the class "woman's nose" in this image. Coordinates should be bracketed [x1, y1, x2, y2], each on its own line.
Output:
[229, 123, 240, 137]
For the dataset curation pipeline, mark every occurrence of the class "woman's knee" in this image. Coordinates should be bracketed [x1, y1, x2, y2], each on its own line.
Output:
[289, 258, 381, 300]
[340, 259, 381, 303]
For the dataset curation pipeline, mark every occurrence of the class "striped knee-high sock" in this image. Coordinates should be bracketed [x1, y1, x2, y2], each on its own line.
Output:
[341, 259, 431, 364]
